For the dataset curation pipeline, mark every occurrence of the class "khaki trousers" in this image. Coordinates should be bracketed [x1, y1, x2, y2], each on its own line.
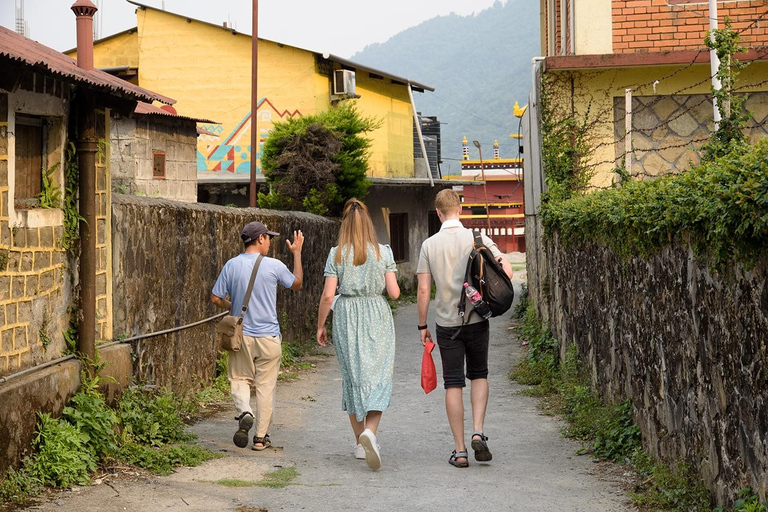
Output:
[228, 335, 282, 437]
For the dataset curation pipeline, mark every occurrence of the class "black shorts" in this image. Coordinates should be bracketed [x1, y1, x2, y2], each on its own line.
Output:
[435, 320, 490, 389]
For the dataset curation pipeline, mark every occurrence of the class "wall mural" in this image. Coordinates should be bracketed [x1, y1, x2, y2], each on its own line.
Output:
[197, 97, 301, 174]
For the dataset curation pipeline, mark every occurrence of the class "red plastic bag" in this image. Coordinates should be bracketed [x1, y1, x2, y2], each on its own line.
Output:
[421, 340, 437, 394]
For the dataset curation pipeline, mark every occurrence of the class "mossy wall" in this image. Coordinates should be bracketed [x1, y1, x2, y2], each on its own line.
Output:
[111, 195, 338, 392]
[526, 225, 768, 506]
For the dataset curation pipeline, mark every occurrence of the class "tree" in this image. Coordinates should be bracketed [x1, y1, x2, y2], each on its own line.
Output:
[258, 102, 381, 217]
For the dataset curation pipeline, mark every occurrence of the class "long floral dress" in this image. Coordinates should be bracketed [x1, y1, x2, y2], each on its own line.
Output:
[323, 244, 397, 421]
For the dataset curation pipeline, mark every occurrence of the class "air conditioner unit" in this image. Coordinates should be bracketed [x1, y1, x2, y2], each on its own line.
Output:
[333, 69, 356, 96]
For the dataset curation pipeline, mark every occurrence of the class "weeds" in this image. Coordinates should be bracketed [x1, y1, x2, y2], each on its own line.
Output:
[630, 451, 711, 511]
[118, 387, 193, 446]
[511, 303, 711, 509]
[0, 368, 221, 504]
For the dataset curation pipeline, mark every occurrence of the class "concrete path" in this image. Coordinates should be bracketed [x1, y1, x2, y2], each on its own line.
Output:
[29, 290, 632, 512]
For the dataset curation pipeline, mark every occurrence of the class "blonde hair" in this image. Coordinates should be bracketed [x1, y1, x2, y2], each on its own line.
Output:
[435, 189, 461, 215]
[335, 198, 381, 266]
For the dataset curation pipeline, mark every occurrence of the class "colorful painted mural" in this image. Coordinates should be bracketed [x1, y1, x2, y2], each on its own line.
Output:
[197, 97, 301, 174]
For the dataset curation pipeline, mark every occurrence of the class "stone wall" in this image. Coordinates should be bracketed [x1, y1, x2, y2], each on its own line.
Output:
[111, 115, 198, 203]
[614, 92, 768, 177]
[527, 228, 768, 506]
[111, 195, 338, 392]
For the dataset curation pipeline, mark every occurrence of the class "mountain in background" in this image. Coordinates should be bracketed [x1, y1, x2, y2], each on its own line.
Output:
[352, 0, 540, 175]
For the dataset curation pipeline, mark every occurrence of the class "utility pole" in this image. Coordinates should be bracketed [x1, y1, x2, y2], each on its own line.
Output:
[250, 0, 258, 207]
[473, 140, 492, 234]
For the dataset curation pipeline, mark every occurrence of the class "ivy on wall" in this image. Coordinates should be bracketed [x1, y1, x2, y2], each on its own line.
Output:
[539, 21, 766, 271]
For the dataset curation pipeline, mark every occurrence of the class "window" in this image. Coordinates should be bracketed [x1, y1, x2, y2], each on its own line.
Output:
[14, 114, 46, 206]
[153, 151, 166, 179]
[389, 212, 408, 263]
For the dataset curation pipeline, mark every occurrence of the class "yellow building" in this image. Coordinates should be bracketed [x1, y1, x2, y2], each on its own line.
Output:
[66, 1, 434, 185]
[535, 0, 768, 188]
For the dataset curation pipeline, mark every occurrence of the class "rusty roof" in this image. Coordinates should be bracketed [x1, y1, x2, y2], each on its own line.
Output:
[0, 25, 175, 105]
[134, 101, 215, 123]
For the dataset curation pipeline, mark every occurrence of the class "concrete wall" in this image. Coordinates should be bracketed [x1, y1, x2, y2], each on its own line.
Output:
[111, 195, 338, 391]
[526, 225, 768, 506]
[574, 0, 612, 54]
[364, 183, 447, 292]
[544, 62, 768, 186]
[111, 114, 198, 203]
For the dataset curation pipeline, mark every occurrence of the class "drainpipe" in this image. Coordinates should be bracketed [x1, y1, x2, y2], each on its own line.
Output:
[408, 83, 433, 186]
[708, 0, 722, 129]
[72, 0, 98, 364]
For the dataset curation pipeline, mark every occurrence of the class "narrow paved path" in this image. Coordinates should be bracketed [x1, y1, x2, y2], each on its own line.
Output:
[30, 292, 632, 511]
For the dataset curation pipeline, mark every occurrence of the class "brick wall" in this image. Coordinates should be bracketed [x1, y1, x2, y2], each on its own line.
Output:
[96, 109, 111, 342]
[0, 91, 71, 375]
[613, 0, 768, 53]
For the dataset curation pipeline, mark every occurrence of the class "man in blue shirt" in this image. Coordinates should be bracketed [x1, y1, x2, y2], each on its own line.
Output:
[212, 221, 304, 451]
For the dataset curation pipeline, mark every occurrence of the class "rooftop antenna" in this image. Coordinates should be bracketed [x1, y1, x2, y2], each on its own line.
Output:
[15, 0, 28, 37]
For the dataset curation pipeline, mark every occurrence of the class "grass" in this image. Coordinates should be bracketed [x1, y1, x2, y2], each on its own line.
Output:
[256, 467, 299, 488]
[203, 467, 299, 489]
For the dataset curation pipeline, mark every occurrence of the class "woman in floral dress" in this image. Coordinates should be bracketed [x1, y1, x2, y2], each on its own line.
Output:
[316, 198, 400, 471]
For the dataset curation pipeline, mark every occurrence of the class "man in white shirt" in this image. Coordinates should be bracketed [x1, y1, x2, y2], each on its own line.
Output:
[416, 189, 512, 468]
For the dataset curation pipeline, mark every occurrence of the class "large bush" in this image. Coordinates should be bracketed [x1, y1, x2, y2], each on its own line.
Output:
[258, 101, 380, 216]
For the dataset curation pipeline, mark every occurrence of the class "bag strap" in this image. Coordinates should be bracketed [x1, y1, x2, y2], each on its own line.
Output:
[239, 254, 264, 317]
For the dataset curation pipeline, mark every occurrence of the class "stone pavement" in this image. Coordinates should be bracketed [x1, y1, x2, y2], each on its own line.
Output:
[29, 287, 633, 512]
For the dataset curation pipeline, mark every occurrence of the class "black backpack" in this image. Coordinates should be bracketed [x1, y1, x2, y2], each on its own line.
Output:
[458, 231, 515, 322]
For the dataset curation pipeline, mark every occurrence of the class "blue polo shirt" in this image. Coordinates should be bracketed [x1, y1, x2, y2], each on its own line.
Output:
[212, 253, 295, 337]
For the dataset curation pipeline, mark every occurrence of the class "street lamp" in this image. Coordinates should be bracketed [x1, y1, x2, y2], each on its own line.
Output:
[472, 140, 492, 234]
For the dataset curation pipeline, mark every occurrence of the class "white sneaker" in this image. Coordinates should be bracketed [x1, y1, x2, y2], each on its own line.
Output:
[355, 442, 379, 460]
[358, 429, 381, 470]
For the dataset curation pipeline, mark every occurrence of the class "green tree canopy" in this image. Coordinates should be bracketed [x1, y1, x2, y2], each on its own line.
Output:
[258, 102, 381, 217]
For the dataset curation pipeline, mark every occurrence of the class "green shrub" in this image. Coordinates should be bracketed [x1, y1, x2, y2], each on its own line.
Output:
[62, 383, 118, 459]
[29, 413, 97, 487]
[118, 388, 193, 446]
[0, 466, 43, 504]
[729, 488, 767, 512]
[593, 399, 641, 461]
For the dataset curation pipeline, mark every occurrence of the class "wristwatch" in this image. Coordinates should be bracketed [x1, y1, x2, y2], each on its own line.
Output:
[418, 324, 428, 331]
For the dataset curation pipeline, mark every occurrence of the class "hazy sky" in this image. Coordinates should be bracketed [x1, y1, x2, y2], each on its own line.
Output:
[1, 0, 499, 57]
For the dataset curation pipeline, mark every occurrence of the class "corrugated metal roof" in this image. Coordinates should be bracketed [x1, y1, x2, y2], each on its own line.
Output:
[134, 101, 215, 123]
[0, 25, 175, 105]
[126, 1, 434, 93]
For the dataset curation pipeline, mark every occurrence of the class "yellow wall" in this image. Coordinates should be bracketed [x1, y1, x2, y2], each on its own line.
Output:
[67, 30, 139, 70]
[548, 60, 768, 187]
[574, 0, 612, 55]
[85, 7, 416, 179]
[354, 72, 414, 178]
